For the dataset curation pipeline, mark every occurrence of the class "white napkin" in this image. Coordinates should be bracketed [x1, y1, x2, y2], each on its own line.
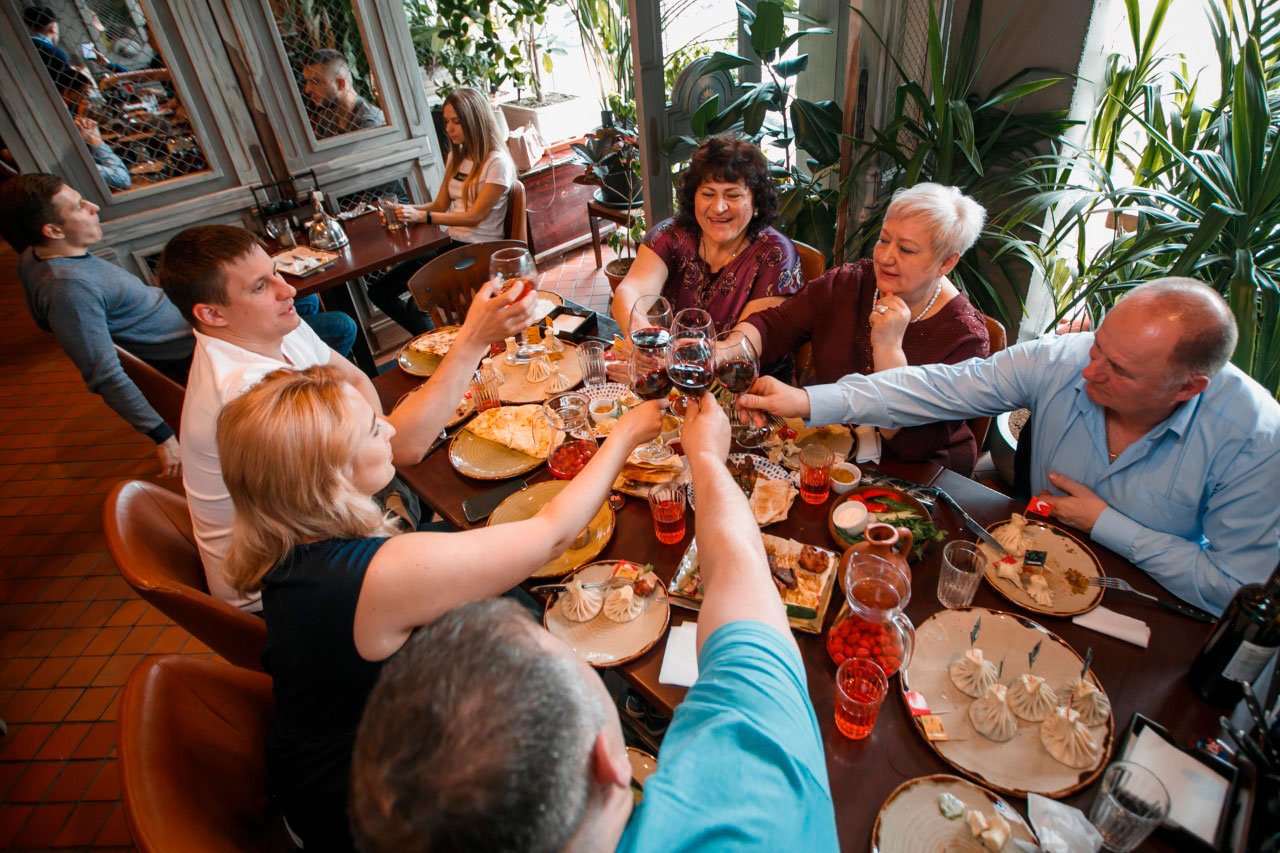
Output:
[1027, 794, 1103, 852]
[854, 424, 881, 464]
[1073, 606, 1151, 648]
[658, 621, 699, 687]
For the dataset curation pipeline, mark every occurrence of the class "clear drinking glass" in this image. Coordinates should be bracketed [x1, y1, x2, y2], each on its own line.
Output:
[937, 541, 983, 609]
[577, 341, 608, 387]
[469, 367, 501, 412]
[672, 307, 714, 339]
[1089, 761, 1171, 852]
[265, 215, 297, 247]
[799, 443, 835, 505]
[834, 658, 888, 740]
[491, 247, 540, 362]
[378, 194, 405, 231]
[647, 482, 687, 545]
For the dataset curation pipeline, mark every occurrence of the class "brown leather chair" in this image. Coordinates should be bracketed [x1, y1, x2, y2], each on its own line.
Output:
[119, 655, 293, 852]
[407, 239, 527, 327]
[968, 314, 1008, 451]
[504, 178, 532, 250]
[791, 240, 828, 385]
[114, 344, 186, 438]
[104, 480, 266, 671]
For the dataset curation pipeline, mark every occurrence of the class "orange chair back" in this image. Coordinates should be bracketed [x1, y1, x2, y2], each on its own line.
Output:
[969, 314, 1008, 450]
[118, 655, 293, 852]
[791, 240, 828, 385]
[504, 179, 530, 248]
[114, 345, 185, 438]
[407, 239, 527, 327]
[103, 480, 266, 671]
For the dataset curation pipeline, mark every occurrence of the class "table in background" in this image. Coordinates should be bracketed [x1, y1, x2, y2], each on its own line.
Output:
[371, 358, 1220, 851]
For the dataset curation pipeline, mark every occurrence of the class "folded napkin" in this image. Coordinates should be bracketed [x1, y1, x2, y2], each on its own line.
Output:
[658, 621, 699, 687]
[854, 424, 881, 464]
[1073, 606, 1151, 648]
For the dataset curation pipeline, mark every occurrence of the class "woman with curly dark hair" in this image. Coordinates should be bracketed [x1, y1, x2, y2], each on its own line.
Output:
[610, 135, 803, 336]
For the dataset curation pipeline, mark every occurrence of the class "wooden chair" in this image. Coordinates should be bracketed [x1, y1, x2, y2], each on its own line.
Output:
[504, 178, 531, 250]
[968, 314, 1008, 451]
[791, 240, 828, 385]
[407, 239, 527, 328]
[114, 344, 186, 438]
[118, 655, 293, 852]
[103, 480, 267, 671]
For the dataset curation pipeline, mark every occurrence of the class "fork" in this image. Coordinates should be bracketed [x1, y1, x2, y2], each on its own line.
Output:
[529, 577, 631, 597]
[1087, 576, 1216, 622]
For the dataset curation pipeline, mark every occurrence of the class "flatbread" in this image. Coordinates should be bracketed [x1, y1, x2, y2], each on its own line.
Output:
[749, 478, 798, 526]
[408, 327, 463, 356]
[463, 405, 558, 458]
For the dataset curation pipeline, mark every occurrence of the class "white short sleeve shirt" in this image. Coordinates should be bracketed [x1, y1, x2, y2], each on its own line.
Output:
[443, 151, 517, 244]
[180, 324, 331, 611]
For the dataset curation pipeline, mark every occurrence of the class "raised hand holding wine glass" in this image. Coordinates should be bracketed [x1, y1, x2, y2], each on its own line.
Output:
[628, 340, 673, 463]
[490, 247, 540, 361]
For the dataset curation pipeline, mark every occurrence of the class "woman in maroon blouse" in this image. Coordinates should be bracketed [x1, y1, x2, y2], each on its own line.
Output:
[610, 135, 803, 336]
[734, 183, 991, 475]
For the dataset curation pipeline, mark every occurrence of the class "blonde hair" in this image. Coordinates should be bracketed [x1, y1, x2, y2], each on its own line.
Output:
[217, 365, 402, 595]
[885, 183, 987, 259]
[443, 87, 505, 208]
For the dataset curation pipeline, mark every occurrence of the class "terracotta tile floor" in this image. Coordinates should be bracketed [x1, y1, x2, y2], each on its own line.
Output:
[0, 240, 614, 850]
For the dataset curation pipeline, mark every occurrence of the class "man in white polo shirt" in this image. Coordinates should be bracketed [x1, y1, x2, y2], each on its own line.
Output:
[156, 225, 536, 610]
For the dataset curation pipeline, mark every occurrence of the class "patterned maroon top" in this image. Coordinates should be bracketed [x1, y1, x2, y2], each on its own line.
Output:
[643, 218, 803, 333]
[744, 259, 991, 475]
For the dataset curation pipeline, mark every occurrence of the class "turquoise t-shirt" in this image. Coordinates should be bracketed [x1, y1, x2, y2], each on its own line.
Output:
[617, 620, 839, 851]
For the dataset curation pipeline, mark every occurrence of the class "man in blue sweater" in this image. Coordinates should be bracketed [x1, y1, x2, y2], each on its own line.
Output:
[2, 173, 357, 476]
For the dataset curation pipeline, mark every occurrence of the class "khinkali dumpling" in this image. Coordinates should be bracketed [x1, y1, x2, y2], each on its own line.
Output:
[969, 683, 1017, 742]
[560, 579, 603, 622]
[1041, 706, 1100, 768]
[994, 514, 1030, 557]
[1063, 677, 1111, 726]
[527, 356, 552, 382]
[1007, 673, 1058, 722]
[949, 648, 999, 698]
[1026, 574, 1054, 606]
[602, 586, 646, 623]
[545, 329, 564, 353]
[546, 366, 573, 392]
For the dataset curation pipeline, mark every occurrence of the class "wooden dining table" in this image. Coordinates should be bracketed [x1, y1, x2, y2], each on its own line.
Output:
[371, 360, 1226, 851]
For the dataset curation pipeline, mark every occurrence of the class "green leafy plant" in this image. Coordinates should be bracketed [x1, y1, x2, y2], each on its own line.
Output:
[840, 0, 1074, 332]
[569, 0, 632, 106]
[999, 0, 1280, 395]
[572, 96, 643, 205]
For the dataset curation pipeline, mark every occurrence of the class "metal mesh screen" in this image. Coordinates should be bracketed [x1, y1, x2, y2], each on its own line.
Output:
[266, 0, 389, 140]
[334, 177, 409, 212]
[17, 0, 210, 193]
[895, 0, 933, 154]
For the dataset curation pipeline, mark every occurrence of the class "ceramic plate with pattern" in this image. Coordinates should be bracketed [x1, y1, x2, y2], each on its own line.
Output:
[978, 519, 1104, 617]
[448, 430, 543, 480]
[397, 325, 463, 377]
[488, 481, 615, 577]
[872, 774, 1037, 852]
[686, 453, 795, 511]
[544, 561, 670, 668]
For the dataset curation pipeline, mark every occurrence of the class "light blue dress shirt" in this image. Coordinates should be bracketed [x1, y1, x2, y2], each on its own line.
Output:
[807, 332, 1280, 614]
[617, 621, 839, 852]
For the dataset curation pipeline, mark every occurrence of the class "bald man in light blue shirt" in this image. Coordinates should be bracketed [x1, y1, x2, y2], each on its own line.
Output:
[741, 278, 1280, 614]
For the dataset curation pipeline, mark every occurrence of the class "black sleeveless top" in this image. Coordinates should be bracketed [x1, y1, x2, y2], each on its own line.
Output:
[261, 537, 389, 852]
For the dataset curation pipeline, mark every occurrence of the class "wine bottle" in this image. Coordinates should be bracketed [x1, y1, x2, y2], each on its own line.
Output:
[1188, 563, 1280, 707]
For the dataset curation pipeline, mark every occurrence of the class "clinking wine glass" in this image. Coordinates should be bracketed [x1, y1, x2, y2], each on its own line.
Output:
[490, 247, 540, 362]
[628, 295, 673, 352]
[672, 307, 714, 340]
[666, 335, 715, 411]
[629, 343, 673, 463]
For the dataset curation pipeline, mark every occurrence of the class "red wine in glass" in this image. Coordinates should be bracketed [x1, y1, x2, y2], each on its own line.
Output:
[715, 359, 757, 394]
[633, 368, 673, 400]
[631, 326, 672, 351]
[668, 363, 713, 392]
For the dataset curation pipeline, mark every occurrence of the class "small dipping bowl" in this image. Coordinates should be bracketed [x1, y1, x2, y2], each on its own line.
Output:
[829, 462, 862, 495]
[589, 397, 622, 424]
[832, 499, 869, 537]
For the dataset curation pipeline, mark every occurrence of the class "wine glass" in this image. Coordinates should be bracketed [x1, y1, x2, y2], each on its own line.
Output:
[628, 295, 673, 351]
[673, 307, 714, 340]
[490, 247, 540, 362]
[666, 333, 714, 417]
[629, 341, 673, 463]
[714, 329, 759, 395]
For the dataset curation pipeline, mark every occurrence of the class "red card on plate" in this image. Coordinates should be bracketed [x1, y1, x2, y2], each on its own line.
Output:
[1026, 496, 1054, 517]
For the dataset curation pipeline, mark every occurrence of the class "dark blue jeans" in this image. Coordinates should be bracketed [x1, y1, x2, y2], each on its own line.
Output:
[295, 294, 357, 357]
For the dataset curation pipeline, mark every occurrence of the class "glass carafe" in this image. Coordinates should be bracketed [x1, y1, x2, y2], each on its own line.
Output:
[543, 392, 598, 479]
[826, 553, 915, 676]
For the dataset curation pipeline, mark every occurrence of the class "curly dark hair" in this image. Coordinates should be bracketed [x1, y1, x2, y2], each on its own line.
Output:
[675, 135, 778, 238]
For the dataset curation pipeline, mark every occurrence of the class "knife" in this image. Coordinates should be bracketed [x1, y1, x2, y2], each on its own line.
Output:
[462, 478, 528, 524]
[926, 487, 1009, 556]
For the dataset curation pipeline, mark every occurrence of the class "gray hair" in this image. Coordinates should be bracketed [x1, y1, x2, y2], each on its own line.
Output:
[350, 599, 605, 853]
[885, 183, 986, 259]
[1118, 277, 1238, 377]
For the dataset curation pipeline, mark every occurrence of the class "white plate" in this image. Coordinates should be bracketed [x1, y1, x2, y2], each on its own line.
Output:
[544, 561, 670, 668]
[872, 774, 1037, 852]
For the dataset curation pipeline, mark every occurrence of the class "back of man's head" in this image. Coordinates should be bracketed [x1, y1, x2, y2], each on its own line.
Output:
[306, 48, 351, 81]
[350, 599, 603, 852]
[23, 5, 57, 35]
[0, 173, 68, 251]
[156, 225, 263, 327]
[1120, 277, 1238, 377]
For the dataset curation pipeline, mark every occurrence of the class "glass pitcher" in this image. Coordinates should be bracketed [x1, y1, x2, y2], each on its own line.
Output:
[825, 553, 915, 676]
[542, 392, 598, 479]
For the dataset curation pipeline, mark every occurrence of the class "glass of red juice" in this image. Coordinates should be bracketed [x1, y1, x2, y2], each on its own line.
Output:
[799, 443, 835, 504]
[647, 483, 687, 545]
[834, 658, 888, 740]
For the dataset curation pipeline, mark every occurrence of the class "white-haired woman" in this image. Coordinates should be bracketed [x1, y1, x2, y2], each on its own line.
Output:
[215, 364, 662, 851]
[729, 183, 991, 474]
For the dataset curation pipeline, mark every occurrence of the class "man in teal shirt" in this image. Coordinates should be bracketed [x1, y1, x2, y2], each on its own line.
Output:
[349, 396, 839, 851]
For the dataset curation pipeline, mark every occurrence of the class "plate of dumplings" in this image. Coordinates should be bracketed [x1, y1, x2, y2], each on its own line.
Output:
[872, 774, 1038, 852]
[977, 514, 1105, 617]
[900, 607, 1113, 798]
[544, 560, 670, 668]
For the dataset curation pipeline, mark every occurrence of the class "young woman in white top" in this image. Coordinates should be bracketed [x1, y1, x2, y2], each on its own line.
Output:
[367, 87, 517, 334]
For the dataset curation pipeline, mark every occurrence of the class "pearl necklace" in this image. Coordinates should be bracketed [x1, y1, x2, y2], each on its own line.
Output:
[873, 279, 943, 323]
